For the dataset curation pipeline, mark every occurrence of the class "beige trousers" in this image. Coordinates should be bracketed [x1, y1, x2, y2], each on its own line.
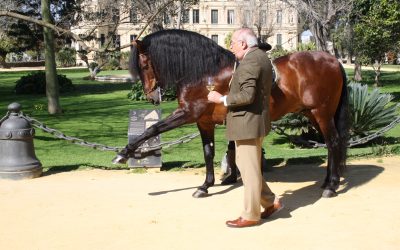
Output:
[235, 137, 275, 221]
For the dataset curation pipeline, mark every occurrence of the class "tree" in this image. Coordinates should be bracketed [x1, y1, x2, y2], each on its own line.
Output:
[352, 0, 400, 86]
[0, 1, 197, 79]
[282, 0, 353, 52]
[239, 0, 276, 42]
[42, 0, 62, 114]
[0, 32, 17, 68]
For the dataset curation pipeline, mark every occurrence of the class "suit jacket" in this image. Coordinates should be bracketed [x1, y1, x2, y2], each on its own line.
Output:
[225, 47, 272, 141]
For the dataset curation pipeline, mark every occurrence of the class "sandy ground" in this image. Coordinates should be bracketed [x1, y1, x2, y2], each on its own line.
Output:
[0, 156, 399, 250]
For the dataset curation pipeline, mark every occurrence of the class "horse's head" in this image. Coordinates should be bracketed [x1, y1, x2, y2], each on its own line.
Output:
[131, 40, 161, 105]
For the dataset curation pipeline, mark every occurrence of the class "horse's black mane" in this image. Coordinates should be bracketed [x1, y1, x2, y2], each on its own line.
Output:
[130, 29, 235, 88]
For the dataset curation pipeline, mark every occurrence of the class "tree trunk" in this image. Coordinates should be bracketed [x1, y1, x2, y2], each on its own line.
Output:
[372, 60, 382, 87]
[346, 51, 353, 65]
[0, 54, 9, 68]
[42, 0, 62, 114]
[354, 60, 362, 82]
[309, 21, 329, 52]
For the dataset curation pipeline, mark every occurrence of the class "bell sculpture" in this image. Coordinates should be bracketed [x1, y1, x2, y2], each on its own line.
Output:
[0, 103, 42, 180]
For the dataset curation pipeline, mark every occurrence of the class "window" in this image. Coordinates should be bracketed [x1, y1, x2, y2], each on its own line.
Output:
[130, 8, 137, 23]
[163, 13, 170, 24]
[244, 10, 251, 27]
[260, 10, 267, 25]
[227, 10, 234, 24]
[112, 8, 120, 23]
[193, 9, 199, 23]
[182, 9, 189, 23]
[112, 35, 120, 48]
[211, 9, 218, 24]
[100, 34, 105, 46]
[276, 34, 282, 46]
[276, 10, 282, 24]
[211, 35, 218, 44]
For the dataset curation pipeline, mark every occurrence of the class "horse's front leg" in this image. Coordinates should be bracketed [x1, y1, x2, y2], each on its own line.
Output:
[192, 121, 216, 198]
[112, 109, 191, 164]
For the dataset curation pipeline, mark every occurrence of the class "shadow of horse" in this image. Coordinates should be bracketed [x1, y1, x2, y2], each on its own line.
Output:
[149, 160, 242, 196]
[148, 182, 242, 197]
[264, 163, 384, 218]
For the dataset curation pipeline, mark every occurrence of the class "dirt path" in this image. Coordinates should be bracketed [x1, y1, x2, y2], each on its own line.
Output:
[1, 156, 399, 250]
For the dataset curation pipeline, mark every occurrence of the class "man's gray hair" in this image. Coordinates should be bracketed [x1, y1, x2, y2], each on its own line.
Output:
[237, 28, 258, 48]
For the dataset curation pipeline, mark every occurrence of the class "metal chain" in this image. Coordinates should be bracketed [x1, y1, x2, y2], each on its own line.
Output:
[4, 112, 398, 151]
[272, 116, 400, 148]
[21, 113, 200, 153]
[347, 116, 400, 147]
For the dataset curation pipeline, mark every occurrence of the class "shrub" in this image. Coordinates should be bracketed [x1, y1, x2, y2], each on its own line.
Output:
[103, 58, 120, 70]
[161, 86, 177, 101]
[56, 47, 76, 67]
[127, 81, 146, 101]
[297, 42, 316, 51]
[119, 51, 130, 70]
[348, 82, 399, 138]
[127, 81, 177, 101]
[270, 46, 290, 60]
[14, 71, 75, 94]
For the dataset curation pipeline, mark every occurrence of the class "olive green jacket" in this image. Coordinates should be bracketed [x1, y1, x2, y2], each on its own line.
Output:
[225, 47, 272, 141]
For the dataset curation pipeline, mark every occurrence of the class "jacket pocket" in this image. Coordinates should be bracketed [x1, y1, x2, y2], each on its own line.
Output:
[232, 110, 246, 117]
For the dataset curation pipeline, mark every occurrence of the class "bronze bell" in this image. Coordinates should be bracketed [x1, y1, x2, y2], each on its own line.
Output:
[0, 103, 42, 180]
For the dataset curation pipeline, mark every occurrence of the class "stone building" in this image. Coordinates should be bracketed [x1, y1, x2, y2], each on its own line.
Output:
[71, 0, 301, 64]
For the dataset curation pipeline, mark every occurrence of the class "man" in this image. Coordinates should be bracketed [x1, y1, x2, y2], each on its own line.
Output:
[208, 28, 283, 228]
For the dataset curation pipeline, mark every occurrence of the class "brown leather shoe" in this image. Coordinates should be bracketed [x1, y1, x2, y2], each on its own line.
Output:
[261, 199, 284, 219]
[226, 217, 259, 228]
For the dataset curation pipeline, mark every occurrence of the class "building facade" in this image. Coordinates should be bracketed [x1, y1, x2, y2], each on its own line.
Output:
[72, 0, 301, 64]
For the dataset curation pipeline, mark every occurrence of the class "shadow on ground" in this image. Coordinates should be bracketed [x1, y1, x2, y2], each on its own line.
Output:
[264, 162, 384, 218]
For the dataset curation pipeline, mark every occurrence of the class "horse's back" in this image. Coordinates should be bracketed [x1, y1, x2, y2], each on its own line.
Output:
[273, 51, 343, 110]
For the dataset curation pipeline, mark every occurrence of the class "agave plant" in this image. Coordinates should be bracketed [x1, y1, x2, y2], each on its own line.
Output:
[348, 82, 399, 137]
[272, 113, 314, 135]
[272, 82, 399, 145]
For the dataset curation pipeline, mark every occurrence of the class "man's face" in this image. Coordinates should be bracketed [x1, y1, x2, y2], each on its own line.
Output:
[230, 32, 246, 60]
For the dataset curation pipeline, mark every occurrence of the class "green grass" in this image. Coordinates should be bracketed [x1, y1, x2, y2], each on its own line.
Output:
[0, 67, 399, 172]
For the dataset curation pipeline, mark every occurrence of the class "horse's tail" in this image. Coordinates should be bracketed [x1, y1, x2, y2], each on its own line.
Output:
[334, 63, 350, 175]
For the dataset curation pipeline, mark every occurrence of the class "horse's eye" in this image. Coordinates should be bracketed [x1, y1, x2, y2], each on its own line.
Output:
[142, 64, 149, 70]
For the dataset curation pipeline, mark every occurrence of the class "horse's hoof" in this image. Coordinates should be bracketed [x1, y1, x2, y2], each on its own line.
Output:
[112, 154, 128, 164]
[322, 189, 337, 198]
[192, 189, 208, 198]
[221, 175, 237, 185]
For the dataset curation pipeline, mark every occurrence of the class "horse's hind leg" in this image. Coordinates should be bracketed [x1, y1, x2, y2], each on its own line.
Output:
[192, 121, 216, 198]
[221, 141, 238, 185]
[311, 110, 341, 198]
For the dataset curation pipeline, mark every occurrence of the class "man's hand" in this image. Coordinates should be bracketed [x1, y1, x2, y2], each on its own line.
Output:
[208, 91, 223, 104]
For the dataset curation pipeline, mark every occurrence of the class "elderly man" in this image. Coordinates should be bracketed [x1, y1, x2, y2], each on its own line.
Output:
[208, 28, 283, 228]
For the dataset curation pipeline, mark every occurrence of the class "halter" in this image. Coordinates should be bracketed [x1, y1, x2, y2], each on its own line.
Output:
[144, 79, 159, 95]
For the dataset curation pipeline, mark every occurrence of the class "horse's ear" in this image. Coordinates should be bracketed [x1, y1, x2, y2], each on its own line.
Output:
[132, 39, 145, 53]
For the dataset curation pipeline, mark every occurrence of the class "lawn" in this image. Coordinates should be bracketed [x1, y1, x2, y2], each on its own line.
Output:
[0, 67, 399, 172]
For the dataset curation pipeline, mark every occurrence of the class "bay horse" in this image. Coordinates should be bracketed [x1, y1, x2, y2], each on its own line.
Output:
[117, 29, 349, 198]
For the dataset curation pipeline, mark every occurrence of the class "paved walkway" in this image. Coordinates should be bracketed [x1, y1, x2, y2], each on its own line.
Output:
[0, 156, 399, 250]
